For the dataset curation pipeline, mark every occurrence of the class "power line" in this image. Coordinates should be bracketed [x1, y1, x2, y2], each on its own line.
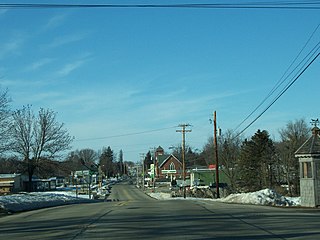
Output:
[1, 2, 320, 10]
[234, 23, 320, 133]
[75, 126, 176, 142]
[235, 50, 320, 139]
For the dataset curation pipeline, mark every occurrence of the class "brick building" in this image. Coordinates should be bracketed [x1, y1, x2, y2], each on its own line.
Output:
[153, 146, 185, 181]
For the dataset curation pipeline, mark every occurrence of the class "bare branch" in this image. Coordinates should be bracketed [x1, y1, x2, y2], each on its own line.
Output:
[0, 88, 12, 153]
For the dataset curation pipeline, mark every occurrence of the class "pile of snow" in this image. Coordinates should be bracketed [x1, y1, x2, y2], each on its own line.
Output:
[0, 188, 301, 214]
[0, 191, 93, 213]
[217, 189, 300, 207]
[148, 188, 300, 207]
[148, 192, 171, 200]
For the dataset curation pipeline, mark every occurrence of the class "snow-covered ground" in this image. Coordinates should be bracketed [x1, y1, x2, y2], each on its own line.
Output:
[148, 188, 300, 207]
[0, 191, 94, 214]
[0, 188, 300, 214]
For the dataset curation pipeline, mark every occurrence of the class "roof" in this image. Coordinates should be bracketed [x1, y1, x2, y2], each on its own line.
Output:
[295, 127, 320, 155]
[0, 182, 14, 187]
[156, 146, 164, 152]
[157, 154, 170, 166]
[0, 174, 21, 179]
[158, 154, 182, 168]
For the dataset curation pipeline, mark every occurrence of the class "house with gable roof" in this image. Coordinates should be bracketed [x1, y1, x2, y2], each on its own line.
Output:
[153, 146, 186, 182]
[157, 154, 183, 180]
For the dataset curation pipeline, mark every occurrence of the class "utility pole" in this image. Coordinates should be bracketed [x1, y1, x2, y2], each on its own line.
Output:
[153, 154, 155, 192]
[150, 147, 156, 193]
[136, 165, 139, 188]
[140, 153, 145, 191]
[311, 118, 319, 127]
[176, 123, 192, 198]
[213, 111, 220, 198]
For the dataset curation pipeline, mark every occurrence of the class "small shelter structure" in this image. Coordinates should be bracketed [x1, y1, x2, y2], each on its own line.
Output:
[295, 125, 320, 207]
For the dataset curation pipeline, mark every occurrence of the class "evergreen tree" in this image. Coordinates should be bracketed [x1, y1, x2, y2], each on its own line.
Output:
[144, 151, 152, 170]
[238, 139, 260, 191]
[185, 147, 200, 167]
[99, 146, 114, 178]
[118, 149, 124, 175]
[238, 130, 276, 192]
[200, 137, 215, 167]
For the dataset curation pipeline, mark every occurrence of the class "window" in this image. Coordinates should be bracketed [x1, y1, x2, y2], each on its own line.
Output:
[301, 162, 312, 178]
[316, 162, 320, 178]
[170, 162, 175, 170]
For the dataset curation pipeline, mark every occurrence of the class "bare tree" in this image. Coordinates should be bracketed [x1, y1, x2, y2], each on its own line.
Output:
[277, 118, 310, 196]
[0, 88, 12, 153]
[64, 150, 82, 170]
[218, 129, 243, 192]
[78, 148, 98, 166]
[10, 106, 73, 191]
[0, 156, 23, 173]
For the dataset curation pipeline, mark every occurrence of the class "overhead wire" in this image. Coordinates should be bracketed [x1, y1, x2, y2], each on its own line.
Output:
[234, 23, 320, 133]
[234, 43, 320, 138]
[3, 0, 320, 145]
[75, 126, 177, 142]
[1, 1, 320, 10]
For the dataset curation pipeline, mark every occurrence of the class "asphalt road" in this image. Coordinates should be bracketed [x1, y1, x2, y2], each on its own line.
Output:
[1, 182, 320, 239]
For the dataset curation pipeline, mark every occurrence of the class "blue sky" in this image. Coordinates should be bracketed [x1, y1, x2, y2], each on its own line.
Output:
[1, 1, 320, 162]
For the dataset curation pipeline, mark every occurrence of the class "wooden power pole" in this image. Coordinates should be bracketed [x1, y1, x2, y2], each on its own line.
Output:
[213, 111, 220, 198]
[176, 124, 192, 199]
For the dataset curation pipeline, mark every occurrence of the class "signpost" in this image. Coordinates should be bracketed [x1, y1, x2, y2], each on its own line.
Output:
[161, 170, 177, 174]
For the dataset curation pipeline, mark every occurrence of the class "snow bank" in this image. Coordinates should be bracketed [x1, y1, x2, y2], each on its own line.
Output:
[0, 192, 93, 213]
[148, 192, 171, 200]
[218, 189, 300, 207]
[148, 189, 300, 207]
[0, 188, 301, 214]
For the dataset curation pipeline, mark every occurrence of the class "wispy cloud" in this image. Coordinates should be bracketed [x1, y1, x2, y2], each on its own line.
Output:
[132, 89, 243, 124]
[12, 90, 62, 106]
[0, 67, 5, 78]
[0, 9, 8, 16]
[0, 37, 24, 59]
[43, 14, 67, 30]
[56, 59, 86, 77]
[56, 52, 93, 77]
[25, 58, 54, 71]
[45, 32, 88, 49]
[1, 78, 46, 88]
[28, 91, 62, 102]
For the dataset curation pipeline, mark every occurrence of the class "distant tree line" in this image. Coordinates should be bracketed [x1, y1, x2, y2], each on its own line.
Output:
[0, 89, 132, 191]
[63, 147, 129, 178]
[157, 119, 310, 196]
[0, 88, 312, 195]
[221, 119, 309, 196]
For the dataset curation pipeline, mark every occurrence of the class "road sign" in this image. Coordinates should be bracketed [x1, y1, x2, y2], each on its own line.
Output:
[162, 170, 176, 174]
